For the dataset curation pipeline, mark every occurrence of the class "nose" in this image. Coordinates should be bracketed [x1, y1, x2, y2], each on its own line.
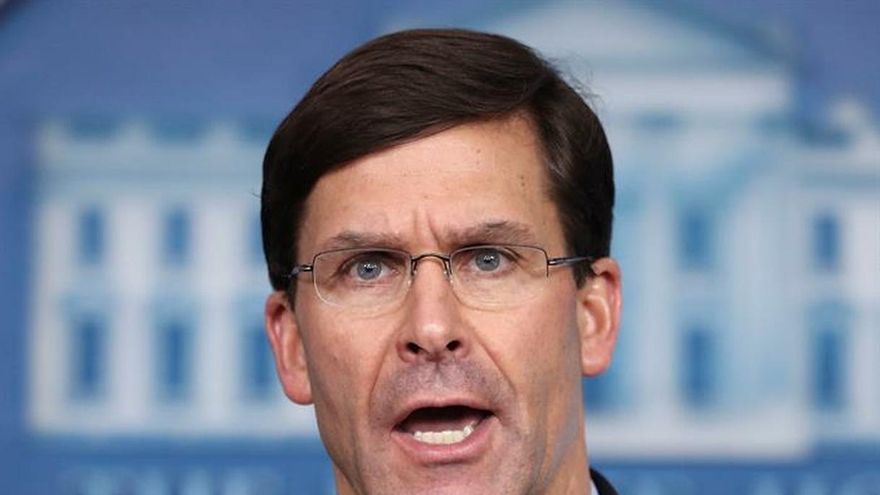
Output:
[397, 256, 468, 364]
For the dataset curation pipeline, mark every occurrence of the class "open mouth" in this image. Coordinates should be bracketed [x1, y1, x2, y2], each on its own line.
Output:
[395, 405, 493, 445]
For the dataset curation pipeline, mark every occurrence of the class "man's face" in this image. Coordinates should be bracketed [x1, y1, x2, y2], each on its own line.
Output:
[266, 116, 620, 494]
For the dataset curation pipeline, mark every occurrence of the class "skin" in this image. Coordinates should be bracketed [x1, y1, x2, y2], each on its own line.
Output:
[265, 115, 622, 495]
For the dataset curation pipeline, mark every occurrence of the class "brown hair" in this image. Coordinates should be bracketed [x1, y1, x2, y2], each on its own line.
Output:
[261, 28, 614, 290]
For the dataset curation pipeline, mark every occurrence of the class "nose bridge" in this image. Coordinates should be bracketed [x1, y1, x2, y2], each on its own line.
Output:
[397, 252, 467, 363]
[410, 252, 451, 278]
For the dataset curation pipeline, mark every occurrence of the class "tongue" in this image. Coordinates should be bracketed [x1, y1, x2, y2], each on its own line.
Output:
[398, 406, 487, 433]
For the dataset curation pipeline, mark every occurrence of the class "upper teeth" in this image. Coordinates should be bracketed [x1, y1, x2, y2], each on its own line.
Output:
[412, 423, 475, 445]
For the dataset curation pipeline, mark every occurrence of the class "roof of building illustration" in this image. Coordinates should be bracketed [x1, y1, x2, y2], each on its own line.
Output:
[0, 0, 795, 113]
[384, 0, 791, 67]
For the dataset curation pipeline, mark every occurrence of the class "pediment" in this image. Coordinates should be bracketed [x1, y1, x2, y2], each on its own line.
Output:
[387, 0, 785, 71]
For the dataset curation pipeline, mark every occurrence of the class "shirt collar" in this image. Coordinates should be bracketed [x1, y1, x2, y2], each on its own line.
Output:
[590, 479, 599, 495]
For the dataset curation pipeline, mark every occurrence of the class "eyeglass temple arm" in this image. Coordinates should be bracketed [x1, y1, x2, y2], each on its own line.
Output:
[547, 255, 594, 267]
[548, 255, 596, 277]
[288, 264, 314, 278]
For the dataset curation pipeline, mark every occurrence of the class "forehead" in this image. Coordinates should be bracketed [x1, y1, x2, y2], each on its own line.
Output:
[297, 115, 565, 256]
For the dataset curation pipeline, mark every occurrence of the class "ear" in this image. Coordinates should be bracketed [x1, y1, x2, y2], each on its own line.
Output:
[576, 257, 622, 377]
[265, 291, 313, 404]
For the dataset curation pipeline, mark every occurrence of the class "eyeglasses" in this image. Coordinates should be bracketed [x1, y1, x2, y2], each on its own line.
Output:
[287, 244, 593, 314]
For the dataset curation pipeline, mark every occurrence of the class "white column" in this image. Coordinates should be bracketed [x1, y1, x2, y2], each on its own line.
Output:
[110, 199, 156, 429]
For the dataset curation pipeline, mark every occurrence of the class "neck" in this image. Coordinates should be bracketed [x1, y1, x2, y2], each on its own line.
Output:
[539, 411, 591, 495]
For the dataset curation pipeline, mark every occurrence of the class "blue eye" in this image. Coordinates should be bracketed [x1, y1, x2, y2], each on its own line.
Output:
[474, 249, 502, 271]
[340, 252, 404, 283]
[355, 260, 382, 280]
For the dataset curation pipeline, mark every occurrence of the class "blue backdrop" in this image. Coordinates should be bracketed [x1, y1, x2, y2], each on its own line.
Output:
[1, 1, 878, 493]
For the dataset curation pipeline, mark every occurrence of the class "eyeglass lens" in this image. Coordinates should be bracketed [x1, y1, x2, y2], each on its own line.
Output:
[311, 245, 550, 312]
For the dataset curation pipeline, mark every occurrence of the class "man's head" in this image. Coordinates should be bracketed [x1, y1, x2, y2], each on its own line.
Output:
[262, 29, 621, 495]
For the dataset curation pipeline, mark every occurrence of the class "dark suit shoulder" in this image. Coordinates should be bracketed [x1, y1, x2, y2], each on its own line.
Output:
[590, 468, 618, 495]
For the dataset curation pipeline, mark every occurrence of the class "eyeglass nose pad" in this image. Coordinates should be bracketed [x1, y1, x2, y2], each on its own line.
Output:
[410, 254, 452, 279]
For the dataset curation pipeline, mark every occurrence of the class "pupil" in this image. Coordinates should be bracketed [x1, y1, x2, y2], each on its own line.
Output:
[475, 251, 500, 271]
[357, 261, 381, 280]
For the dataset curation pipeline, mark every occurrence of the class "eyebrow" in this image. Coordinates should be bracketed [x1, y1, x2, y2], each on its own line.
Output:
[316, 220, 539, 255]
[318, 230, 407, 252]
[445, 220, 540, 247]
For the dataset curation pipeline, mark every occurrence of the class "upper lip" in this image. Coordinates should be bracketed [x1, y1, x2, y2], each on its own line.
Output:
[391, 395, 495, 428]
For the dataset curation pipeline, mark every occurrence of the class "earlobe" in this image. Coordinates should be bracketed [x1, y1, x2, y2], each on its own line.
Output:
[265, 291, 313, 404]
[576, 258, 622, 377]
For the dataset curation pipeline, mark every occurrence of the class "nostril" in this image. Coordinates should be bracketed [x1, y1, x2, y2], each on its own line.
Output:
[446, 340, 461, 352]
[406, 342, 421, 354]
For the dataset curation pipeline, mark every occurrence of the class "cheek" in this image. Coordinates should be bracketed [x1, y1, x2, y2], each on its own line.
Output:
[505, 292, 583, 446]
[299, 309, 388, 418]
[477, 288, 581, 400]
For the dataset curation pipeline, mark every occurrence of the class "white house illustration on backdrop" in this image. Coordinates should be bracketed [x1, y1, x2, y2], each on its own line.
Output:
[28, 0, 880, 484]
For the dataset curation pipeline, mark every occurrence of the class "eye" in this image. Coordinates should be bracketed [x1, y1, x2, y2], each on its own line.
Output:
[473, 249, 503, 271]
[457, 246, 519, 276]
[339, 251, 401, 283]
[353, 259, 382, 280]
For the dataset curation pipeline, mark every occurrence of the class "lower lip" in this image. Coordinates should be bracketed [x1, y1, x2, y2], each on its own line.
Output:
[390, 415, 497, 465]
